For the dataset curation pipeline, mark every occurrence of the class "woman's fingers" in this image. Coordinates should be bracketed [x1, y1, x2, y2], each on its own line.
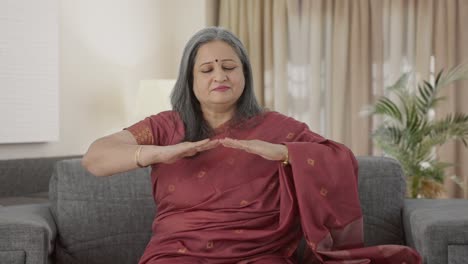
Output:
[191, 138, 210, 147]
[220, 138, 250, 151]
[166, 137, 284, 163]
[220, 138, 286, 161]
[221, 138, 243, 149]
[180, 139, 220, 157]
[196, 139, 220, 152]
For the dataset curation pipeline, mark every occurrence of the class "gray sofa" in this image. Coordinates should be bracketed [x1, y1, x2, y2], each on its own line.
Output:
[0, 156, 467, 264]
[0, 156, 80, 207]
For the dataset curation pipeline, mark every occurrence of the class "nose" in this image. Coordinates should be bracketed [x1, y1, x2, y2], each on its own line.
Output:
[214, 67, 227, 82]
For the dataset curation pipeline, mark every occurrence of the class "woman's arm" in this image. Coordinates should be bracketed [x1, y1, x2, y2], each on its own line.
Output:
[81, 130, 158, 177]
[82, 130, 220, 177]
[219, 138, 289, 164]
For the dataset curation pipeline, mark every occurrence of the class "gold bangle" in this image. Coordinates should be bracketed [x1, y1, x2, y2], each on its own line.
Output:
[282, 149, 289, 166]
[135, 145, 146, 168]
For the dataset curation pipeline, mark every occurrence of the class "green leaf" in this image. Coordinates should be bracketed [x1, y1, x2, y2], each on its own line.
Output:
[373, 97, 403, 123]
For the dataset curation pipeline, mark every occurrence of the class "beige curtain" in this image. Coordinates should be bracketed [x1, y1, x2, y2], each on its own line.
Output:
[331, 0, 372, 155]
[216, 0, 468, 198]
[377, 0, 468, 198]
[432, 0, 468, 198]
[218, 0, 289, 109]
[218, 0, 373, 155]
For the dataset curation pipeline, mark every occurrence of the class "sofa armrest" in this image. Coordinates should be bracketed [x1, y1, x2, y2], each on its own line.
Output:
[0, 203, 56, 264]
[403, 199, 468, 264]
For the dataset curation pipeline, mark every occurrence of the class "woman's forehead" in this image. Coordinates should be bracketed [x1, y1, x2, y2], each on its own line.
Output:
[195, 41, 240, 64]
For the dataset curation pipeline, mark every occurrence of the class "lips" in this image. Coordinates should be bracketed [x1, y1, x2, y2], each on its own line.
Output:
[212, 85, 230, 92]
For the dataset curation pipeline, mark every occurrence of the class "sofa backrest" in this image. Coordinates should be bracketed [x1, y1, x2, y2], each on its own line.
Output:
[49, 156, 406, 264]
[357, 156, 406, 246]
[0, 156, 80, 198]
[49, 159, 154, 264]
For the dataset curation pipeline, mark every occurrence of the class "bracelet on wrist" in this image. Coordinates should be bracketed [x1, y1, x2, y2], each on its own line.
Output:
[135, 145, 146, 168]
[282, 149, 289, 166]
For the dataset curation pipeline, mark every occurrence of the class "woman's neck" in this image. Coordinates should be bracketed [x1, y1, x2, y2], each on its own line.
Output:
[201, 105, 236, 129]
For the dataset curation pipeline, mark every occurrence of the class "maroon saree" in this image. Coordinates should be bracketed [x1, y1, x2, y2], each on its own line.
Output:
[126, 111, 421, 264]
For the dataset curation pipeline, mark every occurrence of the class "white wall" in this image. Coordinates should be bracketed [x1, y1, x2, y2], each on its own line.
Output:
[0, 0, 208, 159]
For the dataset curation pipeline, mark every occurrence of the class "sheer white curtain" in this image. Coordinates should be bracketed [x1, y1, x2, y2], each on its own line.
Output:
[285, 0, 373, 155]
[284, 0, 323, 134]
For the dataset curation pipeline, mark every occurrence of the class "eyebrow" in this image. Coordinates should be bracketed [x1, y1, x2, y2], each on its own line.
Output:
[199, 59, 237, 67]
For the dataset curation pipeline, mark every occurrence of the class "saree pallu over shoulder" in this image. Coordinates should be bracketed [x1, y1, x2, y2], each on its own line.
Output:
[280, 123, 421, 263]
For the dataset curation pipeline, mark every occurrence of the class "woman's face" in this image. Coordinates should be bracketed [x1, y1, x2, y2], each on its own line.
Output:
[192, 40, 245, 112]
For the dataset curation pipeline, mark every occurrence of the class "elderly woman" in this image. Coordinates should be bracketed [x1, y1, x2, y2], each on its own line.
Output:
[82, 27, 420, 264]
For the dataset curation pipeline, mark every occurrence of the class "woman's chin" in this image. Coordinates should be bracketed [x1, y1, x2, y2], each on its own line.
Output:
[209, 95, 239, 104]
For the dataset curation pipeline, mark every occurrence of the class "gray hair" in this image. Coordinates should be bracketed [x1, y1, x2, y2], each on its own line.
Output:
[171, 27, 263, 142]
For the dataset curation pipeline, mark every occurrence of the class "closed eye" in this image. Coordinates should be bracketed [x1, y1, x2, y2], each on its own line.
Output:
[201, 67, 236, 73]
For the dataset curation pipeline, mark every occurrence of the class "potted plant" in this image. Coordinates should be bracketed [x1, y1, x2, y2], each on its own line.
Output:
[365, 64, 468, 198]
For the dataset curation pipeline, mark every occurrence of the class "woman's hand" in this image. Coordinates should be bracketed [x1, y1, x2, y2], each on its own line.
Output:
[149, 139, 220, 164]
[220, 138, 288, 162]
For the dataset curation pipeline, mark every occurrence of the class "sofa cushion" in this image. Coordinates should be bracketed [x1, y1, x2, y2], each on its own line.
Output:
[448, 244, 468, 264]
[0, 251, 25, 264]
[0, 192, 48, 207]
[404, 199, 468, 264]
[0, 203, 54, 264]
[50, 157, 406, 263]
[49, 159, 155, 264]
[357, 156, 406, 246]
[0, 156, 81, 199]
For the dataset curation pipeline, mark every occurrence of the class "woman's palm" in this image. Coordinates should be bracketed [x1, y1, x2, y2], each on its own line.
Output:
[159, 139, 219, 164]
[220, 138, 286, 161]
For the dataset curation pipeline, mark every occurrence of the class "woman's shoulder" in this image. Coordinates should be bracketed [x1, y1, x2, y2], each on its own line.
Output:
[241, 110, 309, 139]
[147, 110, 182, 124]
[258, 111, 327, 143]
[260, 110, 307, 128]
[146, 110, 184, 145]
